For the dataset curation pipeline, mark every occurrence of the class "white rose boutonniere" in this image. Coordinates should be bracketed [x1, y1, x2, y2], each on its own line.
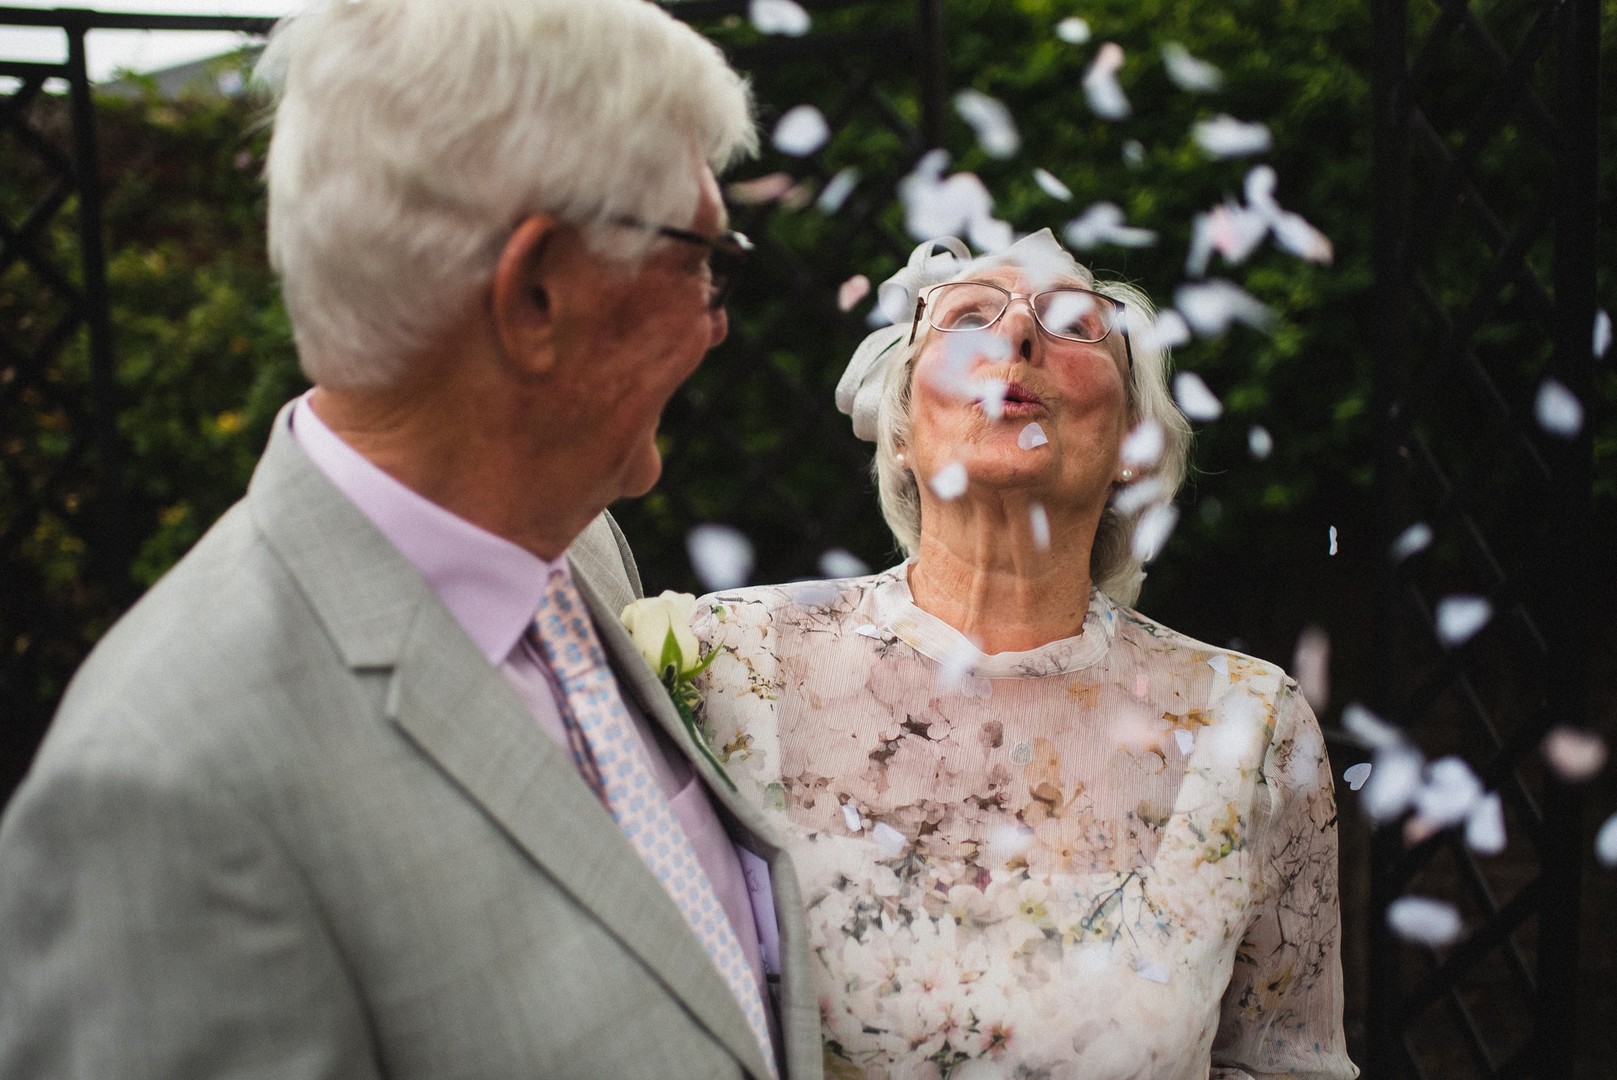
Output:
[620, 591, 733, 790]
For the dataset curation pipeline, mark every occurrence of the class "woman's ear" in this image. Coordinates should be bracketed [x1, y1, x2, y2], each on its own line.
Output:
[491, 213, 564, 375]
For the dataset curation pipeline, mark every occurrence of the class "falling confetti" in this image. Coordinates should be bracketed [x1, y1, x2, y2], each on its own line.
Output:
[1121, 139, 1146, 168]
[872, 822, 907, 858]
[1135, 961, 1171, 984]
[1344, 762, 1372, 791]
[1192, 115, 1272, 158]
[1055, 16, 1091, 44]
[1343, 702, 1402, 748]
[1292, 625, 1330, 710]
[818, 548, 872, 579]
[1413, 756, 1483, 828]
[841, 803, 864, 832]
[1113, 474, 1171, 517]
[1328, 526, 1339, 556]
[772, 104, 829, 156]
[1121, 420, 1166, 469]
[1160, 42, 1222, 92]
[937, 635, 982, 691]
[687, 524, 755, 592]
[1595, 309, 1612, 358]
[1063, 201, 1157, 249]
[1387, 896, 1464, 948]
[1186, 202, 1269, 276]
[1144, 310, 1191, 351]
[1017, 422, 1048, 450]
[1083, 42, 1131, 120]
[899, 157, 997, 242]
[1172, 371, 1223, 421]
[1542, 726, 1608, 782]
[1029, 503, 1051, 550]
[978, 380, 1008, 420]
[1390, 521, 1433, 563]
[1033, 167, 1073, 201]
[954, 89, 1020, 159]
[930, 462, 968, 500]
[1465, 793, 1506, 855]
[727, 172, 797, 205]
[1434, 594, 1492, 647]
[1534, 379, 1584, 438]
[1271, 211, 1335, 264]
[1174, 279, 1273, 336]
[749, 0, 810, 36]
[1132, 503, 1180, 562]
[837, 274, 871, 312]
[817, 167, 859, 214]
[1598, 813, 1617, 867]
[1248, 425, 1273, 460]
[1362, 745, 1424, 822]
[1174, 729, 1195, 756]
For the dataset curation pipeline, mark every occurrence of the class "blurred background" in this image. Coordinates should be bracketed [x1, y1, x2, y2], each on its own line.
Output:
[2, 1, 1613, 1075]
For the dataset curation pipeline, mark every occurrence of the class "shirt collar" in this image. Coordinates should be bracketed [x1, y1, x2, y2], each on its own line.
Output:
[290, 391, 564, 665]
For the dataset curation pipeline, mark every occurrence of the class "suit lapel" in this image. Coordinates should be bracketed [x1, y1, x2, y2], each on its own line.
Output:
[250, 408, 772, 1079]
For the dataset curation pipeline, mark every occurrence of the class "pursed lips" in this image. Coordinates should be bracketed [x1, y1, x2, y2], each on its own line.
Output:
[974, 379, 1047, 416]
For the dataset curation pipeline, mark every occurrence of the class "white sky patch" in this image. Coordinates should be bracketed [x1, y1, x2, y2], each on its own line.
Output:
[929, 462, 968, 501]
[1017, 422, 1048, 450]
[817, 167, 859, 214]
[1063, 201, 1157, 249]
[1390, 521, 1433, 562]
[687, 524, 755, 592]
[818, 548, 871, 579]
[1465, 793, 1506, 855]
[871, 822, 907, 858]
[1033, 168, 1073, 201]
[1292, 624, 1330, 711]
[1534, 379, 1583, 438]
[771, 104, 829, 156]
[1121, 420, 1166, 469]
[1344, 762, 1372, 791]
[837, 274, 871, 312]
[1595, 309, 1612, 358]
[1029, 503, 1051, 550]
[1055, 16, 1092, 44]
[1132, 503, 1180, 563]
[1435, 594, 1492, 647]
[1248, 425, 1273, 460]
[1175, 279, 1273, 336]
[1541, 726, 1608, 782]
[1193, 115, 1272, 158]
[1161, 42, 1222, 92]
[1329, 526, 1339, 556]
[1387, 896, 1464, 948]
[1082, 42, 1131, 120]
[954, 88, 1020, 159]
[749, 0, 811, 36]
[1172, 371, 1223, 421]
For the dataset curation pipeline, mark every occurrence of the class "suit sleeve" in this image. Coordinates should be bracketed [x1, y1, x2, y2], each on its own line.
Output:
[0, 714, 380, 1080]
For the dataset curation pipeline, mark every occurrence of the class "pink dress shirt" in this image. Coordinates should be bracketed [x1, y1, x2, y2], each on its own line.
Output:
[288, 394, 774, 1031]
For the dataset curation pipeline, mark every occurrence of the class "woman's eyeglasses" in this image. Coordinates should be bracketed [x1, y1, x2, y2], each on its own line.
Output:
[910, 280, 1133, 370]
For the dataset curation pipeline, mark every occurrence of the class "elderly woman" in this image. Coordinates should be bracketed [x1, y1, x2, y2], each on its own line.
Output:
[690, 231, 1356, 1079]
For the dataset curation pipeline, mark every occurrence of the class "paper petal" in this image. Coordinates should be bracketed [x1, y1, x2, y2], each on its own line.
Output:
[727, 172, 796, 205]
[1329, 526, 1339, 556]
[1173, 371, 1224, 421]
[1193, 115, 1272, 159]
[1597, 812, 1617, 867]
[1414, 755, 1483, 828]
[1033, 168, 1073, 201]
[1017, 422, 1048, 450]
[1174, 279, 1273, 336]
[1248, 425, 1273, 460]
[1272, 210, 1334, 264]
[1342, 702, 1404, 750]
[841, 803, 864, 832]
[954, 88, 1020, 159]
[1542, 726, 1608, 782]
[1132, 503, 1179, 562]
[1595, 309, 1612, 358]
[1055, 16, 1091, 44]
[818, 548, 872, 579]
[1161, 42, 1222, 92]
[837, 274, 871, 312]
[1174, 729, 1195, 756]
[1121, 420, 1166, 468]
[1344, 762, 1372, 791]
[1534, 378, 1584, 438]
[687, 524, 754, 592]
[1029, 503, 1050, 550]
[1387, 896, 1463, 947]
[1362, 745, 1424, 822]
[1292, 625, 1330, 711]
[930, 462, 968, 500]
[872, 822, 907, 858]
[772, 104, 829, 156]
[1083, 43, 1131, 120]
[1390, 521, 1433, 562]
[1435, 594, 1492, 647]
[1465, 793, 1506, 855]
[817, 166, 859, 214]
[749, 0, 811, 36]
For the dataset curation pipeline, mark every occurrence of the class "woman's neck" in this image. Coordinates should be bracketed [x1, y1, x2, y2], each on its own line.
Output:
[908, 494, 1099, 653]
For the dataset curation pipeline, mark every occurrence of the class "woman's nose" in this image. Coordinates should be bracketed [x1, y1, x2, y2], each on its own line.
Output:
[1001, 296, 1041, 363]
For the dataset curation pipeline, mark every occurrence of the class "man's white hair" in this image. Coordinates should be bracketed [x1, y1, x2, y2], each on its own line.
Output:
[255, 0, 756, 389]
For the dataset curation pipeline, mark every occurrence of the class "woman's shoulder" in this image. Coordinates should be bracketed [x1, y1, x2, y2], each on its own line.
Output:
[694, 566, 902, 641]
[1108, 598, 1297, 696]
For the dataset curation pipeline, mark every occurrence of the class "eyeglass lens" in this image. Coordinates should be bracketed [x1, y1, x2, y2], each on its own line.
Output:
[929, 282, 1116, 343]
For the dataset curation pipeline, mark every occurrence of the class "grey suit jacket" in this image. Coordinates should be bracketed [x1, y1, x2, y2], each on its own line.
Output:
[0, 406, 822, 1080]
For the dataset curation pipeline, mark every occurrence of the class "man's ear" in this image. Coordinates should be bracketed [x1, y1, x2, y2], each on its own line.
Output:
[491, 213, 566, 376]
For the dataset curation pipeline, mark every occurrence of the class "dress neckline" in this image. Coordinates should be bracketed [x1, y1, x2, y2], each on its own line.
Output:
[869, 561, 1118, 679]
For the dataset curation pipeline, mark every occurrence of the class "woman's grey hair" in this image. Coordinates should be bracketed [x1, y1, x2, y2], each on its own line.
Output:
[868, 237, 1192, 609]
[254, 0, 756, 390]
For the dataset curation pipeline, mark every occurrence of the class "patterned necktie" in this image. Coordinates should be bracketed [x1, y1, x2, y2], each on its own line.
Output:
[530, 569, 777, 1078]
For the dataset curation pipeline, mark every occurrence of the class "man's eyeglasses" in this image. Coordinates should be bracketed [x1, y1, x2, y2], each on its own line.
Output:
[909, 280, 1134, 371]
[615, 217, 753, 310]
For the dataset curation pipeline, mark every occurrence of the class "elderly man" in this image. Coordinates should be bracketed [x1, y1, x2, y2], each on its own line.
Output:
[0, 2, 819, 1078]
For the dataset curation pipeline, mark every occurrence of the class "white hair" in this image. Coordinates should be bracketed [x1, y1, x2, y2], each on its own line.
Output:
[254, 0, 757, 389]
[871, 252, 1191, 609]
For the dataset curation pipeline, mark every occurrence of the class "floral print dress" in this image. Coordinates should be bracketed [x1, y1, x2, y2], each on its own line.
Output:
[692, 564, 1357, 1080]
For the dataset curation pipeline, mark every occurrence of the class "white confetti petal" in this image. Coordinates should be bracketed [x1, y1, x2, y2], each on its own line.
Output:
[1174, 729, 1195, 756]
[1414, 756, 1484, 828]
[1597, 812, 1617, 867]
[1028, 503, 1051, 550]
[1387, 895, 1464, 948]
[871, 821, 907, 858]
[954, 88, 1020, 159]
[840, 803, 863, 832]
[837, 274, 870, 312]
[1595, 309, 1612, 358]
[967, 213, 1015, 254]
[987, 824, 1035, 865]
[687, 524, 754, 591]
[1121, 420, 1165, 469]
[1344, 762, 1372, 791]
[817, 167, 859, 214]
[1172, 371, 1223, 421]
[1292, 625, 1330, 711]
[818, 548, 871, 579]
[1017, 422, 1048, 450]
[1082, 42, 1131, 121]
[772, 104, 829, 156]
[1033, 167, 1072, 201]
[1054, 16, 1091, 44]
[1465, 793, 1506, 855]
[1121, 139, 1145, 168]
[1187, 203, 1270, 276]
[937, 635, 981, 691]
[1193, 114, 1272, 158]
[1063, 201, 1156, 249]
[1142, 310, 1191, 351]
[1435, 594, 1492, 647]
[1362, 745, 1424, 822]
[977, 380, 1007, 420]
[749, 0, 810, 36]
[1174, 279, 1273, 336]
[1161, 42, 1222, 92]
[1272, 210, 1334, 264]
[1112, 474, 1170, 517]
[1390, 521, 1433, 562]
[930, 462, 968, 500]
[1342, 702, 1404, 750]
[900, 166, 995, 241]
[1329, 526, 1339, 556]
[1135, 961, 1171, 984]
[1534, 378, 1584, 438]
[1542, 726, 1608, 782]
[727, 172, 796, 205]
[1132, 502, 1179, 563]
[1248, 425, 1273, 460]
[855, 623, 883, 639]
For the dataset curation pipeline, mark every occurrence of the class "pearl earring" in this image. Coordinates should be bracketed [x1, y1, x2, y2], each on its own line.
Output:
[895, 451, 906, 464]
[1118, 468, 1135, 483]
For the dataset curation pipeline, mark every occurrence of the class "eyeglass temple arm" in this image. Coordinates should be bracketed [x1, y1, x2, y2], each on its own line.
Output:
[907, 295, 926, 345]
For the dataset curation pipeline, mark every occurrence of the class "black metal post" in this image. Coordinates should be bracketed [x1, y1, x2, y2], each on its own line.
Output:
[915, 0, 945, 149]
